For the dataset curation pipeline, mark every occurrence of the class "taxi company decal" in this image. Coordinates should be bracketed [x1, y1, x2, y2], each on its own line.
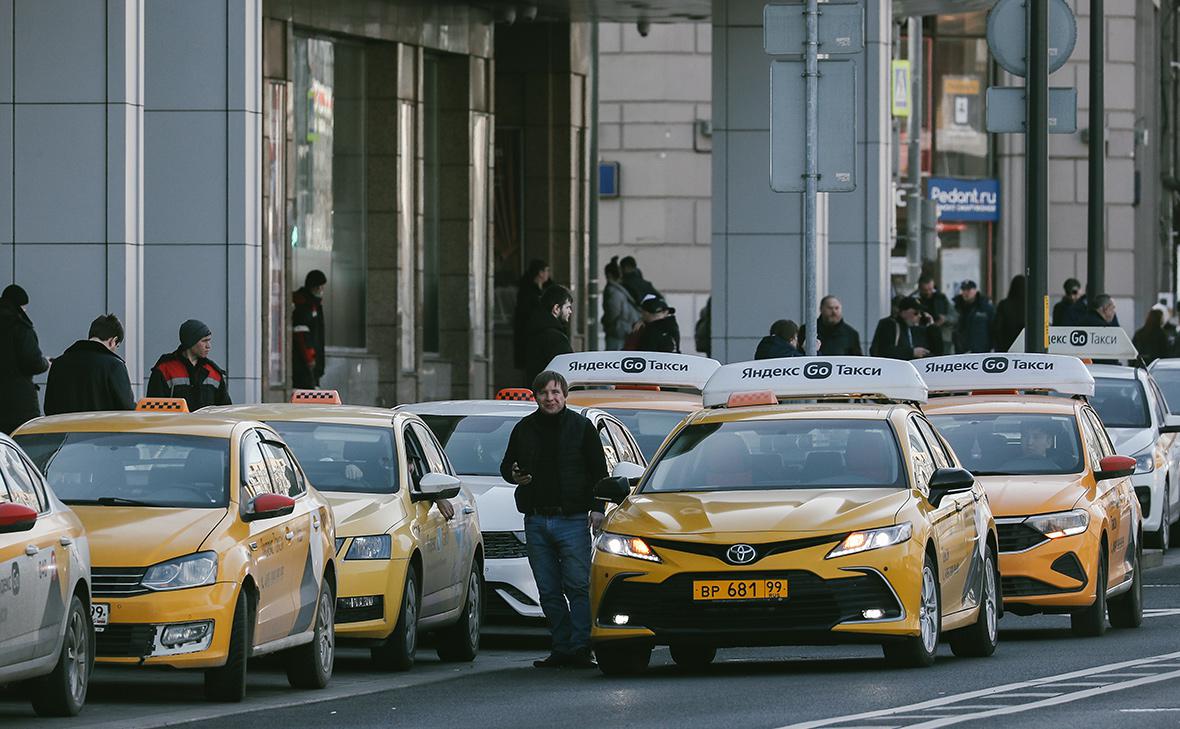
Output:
[567, 357, 689, 374]
[0, 563, 19, 596]
[741, 363, 883, 380]
[922, 357, 1054, 374]
[1053, 329, 1120, 347]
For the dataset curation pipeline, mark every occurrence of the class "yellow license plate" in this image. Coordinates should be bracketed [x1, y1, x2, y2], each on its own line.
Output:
[693, 578, 788, 601]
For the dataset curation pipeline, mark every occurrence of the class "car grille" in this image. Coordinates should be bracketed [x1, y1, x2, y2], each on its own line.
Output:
[336, 596, 384, 624]
[997, 522, 1047, 553]
[598, 570, 901, 634]
[1050, 553, 1087, 583]
[483, 531, 529, 560]
[95, 623, 155, 658]
[92, 567, 150, 598]
[1001, 575, 1083, 597]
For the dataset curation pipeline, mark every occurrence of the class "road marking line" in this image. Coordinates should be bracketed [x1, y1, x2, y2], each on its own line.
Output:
[1121, 708, 1180, 712]
[1042, 681, 1111, 687]
[993, 692, 1061, 697]
[1088, 672, 1160, 678]
[1143, 608, 1180, 617]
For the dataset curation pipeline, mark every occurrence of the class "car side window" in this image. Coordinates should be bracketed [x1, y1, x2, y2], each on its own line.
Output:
[605, 420, 641, 465]
[1083, 409, 1115, 459]
[241, 430, 275, 501]
[1150, 379, 1169, 425]
[0, 470, 10, 504]
[412, 423, 451, 475]
[906, 419, 936, 488]
[260, 441, 306, 498]
[597, 424, 619, 470]
[403, 428, 428, 490]
[0, 444, 45, 512]
[914, 418, 952, 469]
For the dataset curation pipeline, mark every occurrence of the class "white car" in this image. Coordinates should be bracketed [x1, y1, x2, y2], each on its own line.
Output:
[1089, 364, 1180, 549]
[400, 400, 645, 621]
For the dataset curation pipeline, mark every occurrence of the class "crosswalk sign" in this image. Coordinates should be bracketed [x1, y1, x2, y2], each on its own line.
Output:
[892, 60, 911, 118]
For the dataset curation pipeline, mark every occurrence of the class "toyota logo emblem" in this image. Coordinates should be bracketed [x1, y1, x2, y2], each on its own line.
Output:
[726, 544, 757, 565]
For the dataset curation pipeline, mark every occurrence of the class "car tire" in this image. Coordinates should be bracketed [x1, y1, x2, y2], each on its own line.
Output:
[595, 641, 652, 676]
[28, 594, 92, 717]
[204, 590, 250, 702]
[1109, 541, 1144, 629]
[948, 546, 999, 658]
[1071, 544, 1108, 637]
[371, 563, 419, 671]
[669, 644, 717, 669]
[285, 579, 335, 689]
[882, 553, 940, 668]
[435, 561, 482, 662]
[1149, 495, 1170, 552]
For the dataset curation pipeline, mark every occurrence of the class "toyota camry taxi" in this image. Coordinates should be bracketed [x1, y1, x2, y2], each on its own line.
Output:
[919, 353, 1144, 636]
[14, 403, 337, 702]
[203, 395, 483, 670]
[589, 357, 999, 673]
[549, 352, 721, 460]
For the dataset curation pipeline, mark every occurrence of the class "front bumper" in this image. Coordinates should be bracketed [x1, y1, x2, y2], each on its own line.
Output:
[484, 557, 544, 620]
[1132, 470, 1165, 534]
[93, 582, 238, 669]
[996, 519, 1100, 611]
[334, 557, 411, 641]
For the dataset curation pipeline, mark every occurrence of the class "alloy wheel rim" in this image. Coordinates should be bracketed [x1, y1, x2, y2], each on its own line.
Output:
[318, 591, 335, 673]
[984, 559, 998, 642]
[66, 610, 87, 702]
[467, 571, 481, 647]
[919, 566, 938, 653]
[405, 580, 418, 653]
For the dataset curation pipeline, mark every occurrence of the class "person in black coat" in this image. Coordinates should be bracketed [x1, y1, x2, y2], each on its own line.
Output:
[513, 259, 551, 372]
[870, 297, 938, 360]
[629, 294, 681, 353]
[992, 274, 1026, 352]
[755, 319, 804, 359]
[619, 256, 659, 305]
[523, 285, 574, 384]
[44, 314, 135, 416]
[800, 296, 863, 355]
[1052, 278, 1082, 326]
[952, 280, 995, 353]
[146, 319, 232, 411]
[292, 269, 327, 389]
[1134, 308, 1171, 365]
[0, 285, 50, 434]
[1078, 294, 1119, 327]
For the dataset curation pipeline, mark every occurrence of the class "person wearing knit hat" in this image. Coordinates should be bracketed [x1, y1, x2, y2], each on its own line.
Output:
[145, 318, 232, 411]
[0, 282, 50, 434]
[292, 269, 328, 388]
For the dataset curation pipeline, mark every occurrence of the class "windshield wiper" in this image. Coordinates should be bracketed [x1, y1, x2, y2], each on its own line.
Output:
[63, 496, 160, 507]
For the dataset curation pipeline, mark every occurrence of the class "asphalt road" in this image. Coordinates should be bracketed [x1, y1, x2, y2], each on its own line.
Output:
[5, 551, 1180, 729]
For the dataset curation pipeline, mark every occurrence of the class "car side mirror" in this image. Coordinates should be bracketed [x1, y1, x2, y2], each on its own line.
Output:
[1095, 455, 1136, 481]
[595, 476, 633, 505]
[243, 493, 296, 522]
[927, 467, 975, 508]
[0, 503, 38, 533]
[611, 461, 645, 480]
[413, 472, 462, 502]
[1162, 415, 1180, 434]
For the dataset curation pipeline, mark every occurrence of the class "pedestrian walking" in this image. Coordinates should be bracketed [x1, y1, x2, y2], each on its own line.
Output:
[870, 296, 936, 360]
[601, 256, 641, 350]
[627, 294, 680, 353]
[523, 284, 574, 384]
[292, 269, 327, 389]
[0, 284, 50, 434]
[694, 297, 712, 358]
[146, 319, 232, 411]
[754, 319, 804, 359]
[801, 295, 863, 355]
[992, 274, 1026, 352]
[1078, 294, 1119, 327]
[952, 280, 995, 353]
[1052, 278, 1082, 326]
[514, 259, 551, 375]
[499, 370, 608, 669]
[619, 256, 659, 304]
[43, 313, 135, 416]
[1134, 307, 1171, 365]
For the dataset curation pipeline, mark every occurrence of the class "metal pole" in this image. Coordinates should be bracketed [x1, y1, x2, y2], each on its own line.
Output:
[803, 0, 819, 356]
[906, 17, 923, 289]
[588, 22, 601, 350]
[1086, 0, 1104, 302]
[1025, 0, 1049, 353]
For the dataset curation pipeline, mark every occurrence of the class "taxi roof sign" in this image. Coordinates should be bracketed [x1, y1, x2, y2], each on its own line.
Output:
[702, 357, 928, 408]
[1008, 327, 1139, 360]
[136, 397, 189, 413]
[916, 353, 1094, 397]
[496, 387, 535, 401]
[291, 389, 342, 404]
[547, 352, 721, 392]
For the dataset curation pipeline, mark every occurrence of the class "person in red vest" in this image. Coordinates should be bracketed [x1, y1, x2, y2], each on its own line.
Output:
[146, 319, 232, 411]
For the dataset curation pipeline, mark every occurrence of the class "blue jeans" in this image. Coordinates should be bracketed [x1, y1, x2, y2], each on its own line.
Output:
[524, 514, 592, 655]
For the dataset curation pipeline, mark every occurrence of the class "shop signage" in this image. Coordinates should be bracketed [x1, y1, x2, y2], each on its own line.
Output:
[926, 177, 1000, 222]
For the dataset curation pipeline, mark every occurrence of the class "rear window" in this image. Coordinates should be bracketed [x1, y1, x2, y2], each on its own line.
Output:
[603, 408, 686, 460]
[1092, 377, 1151, 429]
[266, 422, 398, 494]
[642, 419, 905, 493]
[929, 413, 1084, 476]
[16, 432, 229, 508]
[419, 415, 517, 477]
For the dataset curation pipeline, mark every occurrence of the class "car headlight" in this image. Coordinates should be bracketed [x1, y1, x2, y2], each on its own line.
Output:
[595, 532, 661, 563]
[345, 534, 392, 560]
[1133, 447, 1162, 475]
[142, 552, 218, 591]
[826, 523, 912, 559]
[1025, 509, 1090, 539]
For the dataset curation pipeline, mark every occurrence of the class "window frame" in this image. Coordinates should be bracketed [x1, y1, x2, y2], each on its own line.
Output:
[1, 443, 47, 513]
[240, 429, 277, 504]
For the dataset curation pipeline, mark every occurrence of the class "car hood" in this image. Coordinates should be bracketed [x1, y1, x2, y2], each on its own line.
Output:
[1106, 427, 1156, 457]
[977, 475, 1084, 517]
[607, 488, 911, 537]
[323, 492, 407, 537]
[72, 506, 228, 567]
[461, 475, 522, 533]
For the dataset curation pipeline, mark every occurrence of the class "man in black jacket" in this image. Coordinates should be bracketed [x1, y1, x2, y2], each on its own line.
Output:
[292, 269, 327, 389]
[952, 280, 995, 353]
[146, 319, 232, 411]
[0, 284, 50, 434]
[631, 294, 681, 353]
[44, 314, 135, 415]
[801, 296, 863, 355]
[754, 319, 804, 359]
[500, 371, 608, 669]
[870, 297, 939, 360]
[523, 285, 574, 384]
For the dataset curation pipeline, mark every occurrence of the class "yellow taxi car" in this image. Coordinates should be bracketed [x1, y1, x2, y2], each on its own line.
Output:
[919, 353, 1143, 636]
[202, 395, 483, 670]
[14, 403, 337, 702]
[550, 352, 720, 461]
[590, 357, 999, 673]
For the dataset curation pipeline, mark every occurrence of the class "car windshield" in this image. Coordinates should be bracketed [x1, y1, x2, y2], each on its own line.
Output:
[419, 415, 517, 477]
[603, 408, 686, 460]
[1151, 369, 1180, 415]
[1092, 377, 1151, 429]
[266, 421, 398, 494]
[642, 419, 906, 493]
[16, 432, 229, 508]
[928, 413, 1084, 476]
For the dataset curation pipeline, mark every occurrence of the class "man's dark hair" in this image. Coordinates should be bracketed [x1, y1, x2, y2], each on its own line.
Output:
[1091, 294, 1113, 310]
[897, 296, 922, 314]
[540, 284, 573, 312]
[918, 274, 935, 287]
[525, 258, 549, 280]
[1064, 277, 1081, 294]
[619, 256, 637, 271]
[531, 370, 569, 396]
[89, 313, 124, 344]
[605, 255, 621, 279]
[770, 319, 798, 341]
[820, 294, 839, 308]
[305, 269, 327, 288]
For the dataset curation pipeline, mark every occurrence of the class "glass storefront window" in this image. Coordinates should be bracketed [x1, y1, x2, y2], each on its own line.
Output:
[293, 34, 367, 349]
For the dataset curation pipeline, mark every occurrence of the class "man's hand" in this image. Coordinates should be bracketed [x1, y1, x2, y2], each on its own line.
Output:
[435, 499, 455, 520]
[913, 347, 931, 359]
[344, 464, 363, 480]
[589, 512, 604, 534]
[510, 462, 532, 486]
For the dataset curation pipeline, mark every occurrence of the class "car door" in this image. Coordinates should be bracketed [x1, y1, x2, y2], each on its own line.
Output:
[412, 422, 467, 612]
[907, 418, 968, 615]
[595, 421, 620, 473]
[403, 426, 449, 618]
[0, 464, 31, 667]
[258, 437, 319, 636]
[1083, 408, 1134, 587]
[916, 417, 978, 613]
[239, 429, 294, 645]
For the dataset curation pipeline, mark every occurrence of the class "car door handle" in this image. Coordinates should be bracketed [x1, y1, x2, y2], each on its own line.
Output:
[25, 545, 38, 556]
[312, 514, 321, 530]
[60, 536, 73, 547]
[285, 530, 295, 541]
[249, 541, 259, 551]
[463, 506, 475, 515]
[955, 502, 964, 512]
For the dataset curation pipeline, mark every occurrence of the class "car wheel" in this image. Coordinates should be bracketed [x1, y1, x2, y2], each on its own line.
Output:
[435, 561, 482, 662]
[882, 553, 940, 668]
[1071, 544, 1109, 637]
[670, 644, 717, 669]
[949, 546, 999, 658]
[29, 594, 92, 717]
[371, 563, 419, 671]
[1150, 496, 1170, 552]
[285, 579, 335, 689]
[1109, 541, 1144, 629]
[595, 641, 652, 676]
[204, 590, 250, 702]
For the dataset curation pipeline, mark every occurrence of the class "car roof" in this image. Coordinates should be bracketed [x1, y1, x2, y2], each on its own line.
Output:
[565, 389, 702, 412]
[1150, 358, 1180, 371]
[15, 411, 249, 439]
[1087, 363, 1141, 380]
[924, 394, 1083, 416]
[681, 401, 913, 427]
[201, 403, 405, 428]
[399, 400, 586, 418]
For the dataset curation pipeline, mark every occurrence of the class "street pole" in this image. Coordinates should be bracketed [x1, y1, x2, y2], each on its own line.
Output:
[803, 0, 819, 356]
[588, 22, 601, 350]
[1086, 0, 1104, 301]
[1025, 0, 1049, 353]
[906, 17, 923, 289]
